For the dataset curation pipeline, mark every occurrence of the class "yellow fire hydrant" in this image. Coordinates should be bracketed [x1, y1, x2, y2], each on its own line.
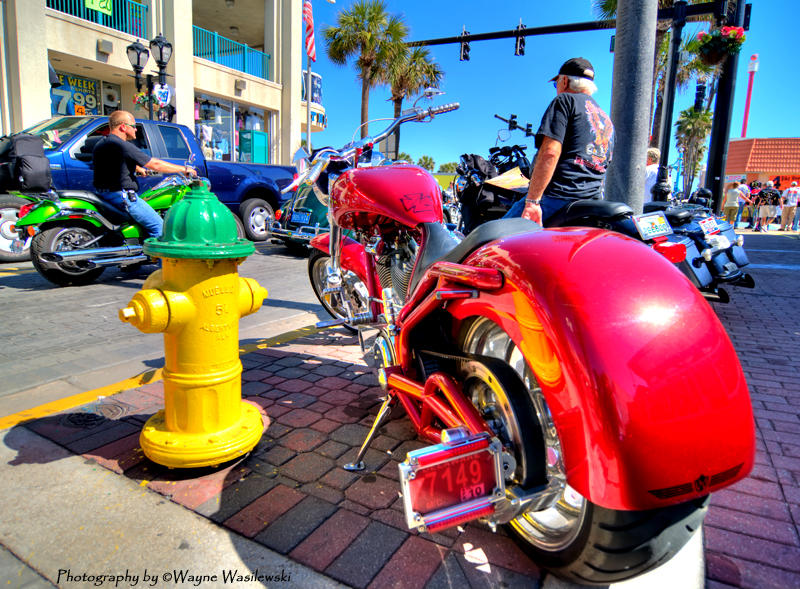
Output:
[119, 181, 268, 468]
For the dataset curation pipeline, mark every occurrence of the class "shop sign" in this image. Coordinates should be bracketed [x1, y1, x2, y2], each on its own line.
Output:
[51, 73, 101, 116]
[85, 0, 112, 17]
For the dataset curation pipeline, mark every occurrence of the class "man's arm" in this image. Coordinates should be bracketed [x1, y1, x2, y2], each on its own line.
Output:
[522, 136, 562, 224]
[143, 157, 198, 177]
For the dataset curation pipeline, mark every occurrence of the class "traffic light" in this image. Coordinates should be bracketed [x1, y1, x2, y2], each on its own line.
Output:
[694, 81, 706, 111]
[515, 22, 526, 56]
[459, 29, 470, 61]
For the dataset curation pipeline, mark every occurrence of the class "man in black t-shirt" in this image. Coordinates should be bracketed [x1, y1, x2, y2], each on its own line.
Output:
[504, 57, 614, 225]
[93, 110, 196, 238]
[756, 180, 782, 232]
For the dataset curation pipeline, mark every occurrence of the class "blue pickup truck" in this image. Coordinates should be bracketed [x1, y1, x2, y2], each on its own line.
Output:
[0, 115, 295, 261]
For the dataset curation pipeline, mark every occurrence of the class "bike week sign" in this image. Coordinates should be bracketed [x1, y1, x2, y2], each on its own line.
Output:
[85, 0, 112, 17]
[51, 73, 101, 116]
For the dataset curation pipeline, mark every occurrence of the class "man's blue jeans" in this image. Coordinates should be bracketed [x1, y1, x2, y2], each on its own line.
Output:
[734, 202, 745, 227]
[100, 190, 163, 238]
[503, 195, 574, 225]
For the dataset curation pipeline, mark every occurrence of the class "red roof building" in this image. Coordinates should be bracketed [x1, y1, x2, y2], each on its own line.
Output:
[725, 137, 800, 188]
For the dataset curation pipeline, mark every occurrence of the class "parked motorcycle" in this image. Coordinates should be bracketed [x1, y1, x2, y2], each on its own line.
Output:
[284, 100, 755, 584]
[454, 115, 532, 235]
[642, 197, 754, 302]
[454, 114, 753, 302]
[270, 182, 329, 254]
[13, 175, 244, 286]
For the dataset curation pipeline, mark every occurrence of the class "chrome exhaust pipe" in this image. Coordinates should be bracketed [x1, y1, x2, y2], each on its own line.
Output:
[85, 255, 149, 268]
[40, 244, 143, 263]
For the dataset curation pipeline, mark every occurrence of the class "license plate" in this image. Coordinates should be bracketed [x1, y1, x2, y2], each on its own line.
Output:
[633, 211, 673, 240]
[699, 216, 720, 235]
[399, 433, 504, 533]
[291, 211, 311, 225]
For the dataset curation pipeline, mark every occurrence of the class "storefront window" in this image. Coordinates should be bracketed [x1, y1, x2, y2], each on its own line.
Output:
[195, 97, 233, 161]
[194, 94, 271, 163]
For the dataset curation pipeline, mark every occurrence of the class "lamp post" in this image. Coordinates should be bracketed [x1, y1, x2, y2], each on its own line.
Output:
[126, 34, 173, 120]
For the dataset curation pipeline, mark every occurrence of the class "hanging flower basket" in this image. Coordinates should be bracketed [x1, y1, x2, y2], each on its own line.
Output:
[688, 26, 746, 67]
[132, 91, 161, 112]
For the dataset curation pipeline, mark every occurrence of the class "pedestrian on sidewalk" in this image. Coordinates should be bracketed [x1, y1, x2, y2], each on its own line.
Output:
[723, 181, 741, 224]
[780, 181, 800, 231]
[747, 181, 761, 228]
[736, 178, 752, 228]
[758, 181, 782, 232]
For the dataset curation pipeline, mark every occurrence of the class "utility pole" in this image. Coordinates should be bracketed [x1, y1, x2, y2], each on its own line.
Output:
[606, 0, 657, 212]
[705, 0, 747, 212]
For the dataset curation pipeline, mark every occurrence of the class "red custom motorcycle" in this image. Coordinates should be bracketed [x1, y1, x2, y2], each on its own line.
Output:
[283, 100, 755, 584]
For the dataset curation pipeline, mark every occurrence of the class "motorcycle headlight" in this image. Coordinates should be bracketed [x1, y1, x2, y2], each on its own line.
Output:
[736, 235, 744, 247]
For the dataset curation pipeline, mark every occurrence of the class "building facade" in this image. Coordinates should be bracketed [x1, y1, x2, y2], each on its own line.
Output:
[0, 0, 325, 165]
[725, 137, 800, 189]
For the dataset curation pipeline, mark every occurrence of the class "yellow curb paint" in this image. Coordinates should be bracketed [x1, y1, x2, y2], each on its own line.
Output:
[0, 368, 164, 430]
[0, 324, 327, 430]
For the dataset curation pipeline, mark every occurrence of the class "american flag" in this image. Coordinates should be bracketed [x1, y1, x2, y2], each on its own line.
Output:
[303, 0, 316, 62]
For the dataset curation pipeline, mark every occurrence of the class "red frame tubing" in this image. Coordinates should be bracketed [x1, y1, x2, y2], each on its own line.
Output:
[442, 227, 755, 511]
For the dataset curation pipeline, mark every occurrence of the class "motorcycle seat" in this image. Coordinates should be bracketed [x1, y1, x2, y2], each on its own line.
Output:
[58, 190, 132, 225]
[547, 199, 633, 227]
[407, 218, 541, 298]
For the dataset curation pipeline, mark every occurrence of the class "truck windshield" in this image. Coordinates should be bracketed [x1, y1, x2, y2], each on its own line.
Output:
[22, 117, 93, 149]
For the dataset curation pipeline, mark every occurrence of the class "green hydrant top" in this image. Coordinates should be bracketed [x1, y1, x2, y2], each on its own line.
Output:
[144, 180, 255, 259]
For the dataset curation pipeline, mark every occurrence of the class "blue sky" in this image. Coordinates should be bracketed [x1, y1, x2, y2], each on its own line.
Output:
[306, 1, 792, 172]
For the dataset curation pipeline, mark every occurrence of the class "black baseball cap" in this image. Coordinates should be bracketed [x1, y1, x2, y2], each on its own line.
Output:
[550, 57, 595, 81]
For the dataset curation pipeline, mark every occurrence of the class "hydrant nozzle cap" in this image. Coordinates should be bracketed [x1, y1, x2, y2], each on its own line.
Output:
[144, 182, 255, 260]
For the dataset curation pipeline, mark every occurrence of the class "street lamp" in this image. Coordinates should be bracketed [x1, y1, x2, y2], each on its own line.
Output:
[149, 34, 173, 86]
[126, 34, 173, 120]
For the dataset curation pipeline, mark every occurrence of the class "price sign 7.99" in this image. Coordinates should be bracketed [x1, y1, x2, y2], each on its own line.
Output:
[50, 73, 101, 116]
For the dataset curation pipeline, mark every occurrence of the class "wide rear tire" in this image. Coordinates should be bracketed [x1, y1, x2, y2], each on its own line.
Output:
[31, 226, 105, 286]
[460, 318, 709, 585]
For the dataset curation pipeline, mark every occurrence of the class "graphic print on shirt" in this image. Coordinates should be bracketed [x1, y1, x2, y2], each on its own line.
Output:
[584, 100, 613, 170]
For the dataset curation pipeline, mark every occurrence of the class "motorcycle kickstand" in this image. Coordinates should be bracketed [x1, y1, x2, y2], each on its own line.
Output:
[343, 394, 396, 472]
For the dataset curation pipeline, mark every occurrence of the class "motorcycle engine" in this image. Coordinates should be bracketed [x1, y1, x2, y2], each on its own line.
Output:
[375, 235, 418, 302]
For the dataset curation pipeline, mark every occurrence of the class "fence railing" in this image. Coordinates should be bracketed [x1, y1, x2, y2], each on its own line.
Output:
[46, 0, 148, 38]
[193, 26, 270, 81]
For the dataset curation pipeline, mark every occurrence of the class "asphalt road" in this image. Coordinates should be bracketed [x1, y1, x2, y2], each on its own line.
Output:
[0, 241, 326, 416]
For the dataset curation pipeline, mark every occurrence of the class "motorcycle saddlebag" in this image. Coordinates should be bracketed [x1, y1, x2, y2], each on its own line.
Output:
[0, 133, 52, 192]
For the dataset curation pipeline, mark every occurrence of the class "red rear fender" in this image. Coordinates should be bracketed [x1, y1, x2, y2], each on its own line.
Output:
[447, 227, 755, 510]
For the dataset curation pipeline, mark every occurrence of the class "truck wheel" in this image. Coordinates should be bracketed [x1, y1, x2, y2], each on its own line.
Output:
[232, 213, 246, 240]
[239, 198, 273, 242]
[30, 226, 105, 286]
[0, 195, 31, 262]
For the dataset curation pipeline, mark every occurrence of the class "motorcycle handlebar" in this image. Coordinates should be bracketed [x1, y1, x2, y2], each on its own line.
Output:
[282, 102, 460, 193]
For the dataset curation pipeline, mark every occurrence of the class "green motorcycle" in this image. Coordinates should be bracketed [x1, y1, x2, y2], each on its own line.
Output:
[13, 176, 244, 286]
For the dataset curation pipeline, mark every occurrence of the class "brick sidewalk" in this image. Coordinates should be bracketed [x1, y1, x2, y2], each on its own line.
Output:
[15, 248, 800, 588]
[21, 330, 542, 589]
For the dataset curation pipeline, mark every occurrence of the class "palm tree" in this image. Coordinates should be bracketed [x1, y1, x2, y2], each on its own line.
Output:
[417, 155, 434, 171]
[675, 106, 713, 196]
[384, 47, 443, 154]
[593, 0, 706, 148]
[323, 0, 408, 138]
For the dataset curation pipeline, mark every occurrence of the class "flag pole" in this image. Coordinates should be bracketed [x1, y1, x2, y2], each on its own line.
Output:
[306, 63, 312, 152]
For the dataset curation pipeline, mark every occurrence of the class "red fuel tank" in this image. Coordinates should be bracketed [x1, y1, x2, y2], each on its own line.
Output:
[330, 164, 444, 230]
